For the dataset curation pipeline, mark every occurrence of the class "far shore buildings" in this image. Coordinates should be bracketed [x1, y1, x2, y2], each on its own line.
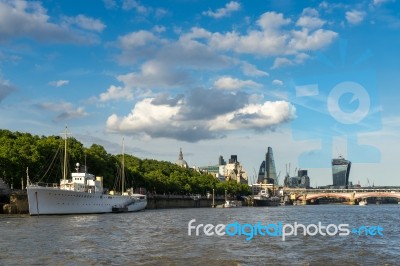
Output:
[332, 156, 351, 189]
[283, 169, 310, 189]
[257, 147, 278, 185]
[197, 155, 249, 184]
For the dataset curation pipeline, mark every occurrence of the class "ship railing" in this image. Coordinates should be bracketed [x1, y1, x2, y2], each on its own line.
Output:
[30, 182, 59, 188]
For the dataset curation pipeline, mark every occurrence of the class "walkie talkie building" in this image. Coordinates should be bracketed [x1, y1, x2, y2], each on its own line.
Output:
[332, 156, 351, 188]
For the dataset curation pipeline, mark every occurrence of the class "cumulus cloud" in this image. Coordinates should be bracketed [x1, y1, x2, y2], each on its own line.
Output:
[110, 9, 336, 96]
[202, 1, 241, 19]
[0, 1, 99, 43]
[209, 101, 296, 131]
[36, 101, 88, 122]
[272, 79, 284, 86]
[49, 80, 69, 87]
[106, 89, 296, 142]
[103, 0, 117, 9]
[213, 76, 262, 90]
[0, 77, 16, 103]
[99, 85, 133, 102]
[271, 57, 294, 69]
[372, 0, 393, 6]
[112, 30, 233, 92]
[204, 11, 337, 57]
[241, 62, 269, 77]
[346, 10, 367, 25]
[63, 14, 106, 32]
[117, 60, 192, 89]
[151, 93, 184, 106]
[117, 29, 231, 67]
[122, 0, 149, 14]
[296, 8, 326, 29]
[271, 53, 310, 69]
[178, 87, 249, 120]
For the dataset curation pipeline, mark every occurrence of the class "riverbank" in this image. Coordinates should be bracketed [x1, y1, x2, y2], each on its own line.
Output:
[1, 192, 228, 214]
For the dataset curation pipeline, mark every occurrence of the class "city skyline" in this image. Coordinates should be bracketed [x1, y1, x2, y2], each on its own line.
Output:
[1, 0, 399, 186]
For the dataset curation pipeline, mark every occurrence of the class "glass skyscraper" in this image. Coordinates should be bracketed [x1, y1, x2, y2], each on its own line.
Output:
[257, 147, 278, 185]
[332, 156, 351, 188]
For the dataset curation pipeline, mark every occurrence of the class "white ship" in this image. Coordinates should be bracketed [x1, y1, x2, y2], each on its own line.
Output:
[27, 128, 147, 215]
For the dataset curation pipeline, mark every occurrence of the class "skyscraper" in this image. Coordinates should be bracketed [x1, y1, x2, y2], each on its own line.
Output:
[257, 147, 278, 185]
[332, 156, 351, 188]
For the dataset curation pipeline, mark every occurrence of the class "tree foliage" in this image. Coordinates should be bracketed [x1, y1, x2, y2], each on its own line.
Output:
[0, 129, 250, 196]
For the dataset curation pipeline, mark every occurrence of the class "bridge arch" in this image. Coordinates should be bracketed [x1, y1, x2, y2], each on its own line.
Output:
[354, 192, 400, 200]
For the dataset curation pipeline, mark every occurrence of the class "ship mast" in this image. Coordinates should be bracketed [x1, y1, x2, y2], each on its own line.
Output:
[63, 125, 68, 181]
[122, 138, 125, 194]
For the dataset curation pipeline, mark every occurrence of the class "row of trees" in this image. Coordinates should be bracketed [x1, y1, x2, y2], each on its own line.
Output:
[0, 129, 250, 196]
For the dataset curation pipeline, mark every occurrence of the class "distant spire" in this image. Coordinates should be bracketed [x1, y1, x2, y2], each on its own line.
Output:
[179, 148, 183, 160]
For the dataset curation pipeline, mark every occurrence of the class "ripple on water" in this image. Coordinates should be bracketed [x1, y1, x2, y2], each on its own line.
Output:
[1, 205, 400, 265]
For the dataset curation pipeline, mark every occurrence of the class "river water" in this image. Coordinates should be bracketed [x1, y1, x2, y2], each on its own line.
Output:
[1, 205, 399, 265]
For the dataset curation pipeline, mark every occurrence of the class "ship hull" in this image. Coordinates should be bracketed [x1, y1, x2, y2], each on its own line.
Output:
[253, 198, 280, 207]
[27, 186, 147, 215]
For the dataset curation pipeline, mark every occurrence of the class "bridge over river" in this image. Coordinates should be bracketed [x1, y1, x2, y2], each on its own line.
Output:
[281, 188, 400, 205]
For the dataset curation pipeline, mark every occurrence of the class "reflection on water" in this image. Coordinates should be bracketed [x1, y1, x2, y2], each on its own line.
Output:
[1, 205, 400, 265]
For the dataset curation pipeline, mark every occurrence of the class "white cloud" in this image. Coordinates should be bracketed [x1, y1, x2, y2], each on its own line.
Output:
[153, 25, 166, 33]
[122, 0, 149, 14]
[289, 29, 337, 51]
[213, 76, 262, 90]
[118, 30, 157, 50]
[99, 85, 133, 102]
[372, 0, 393, 6]
[0, 77, 16, 103]
[206, 11, 336, 57]
[257, 12, 291, 30]
[202, 1, 241, 19]
[296, 8, 326, 29]
[241, 62, 269, 77]
[106, 90, 296, 142]
[272, 79, 284, 86]
[155, 8, 169, 19]
[107, 98, 180, 131]
[103, 0, 117, 9]
[64, 14, 106, 32]
[271, 57, 294, 69]
[111, 10, 337, 95]
[114, 30, 232, 88]
[346, 10, 367, 25]
[117, 60, 191, 89]
[49, 80, 69, 87]
[209, 101, 296, 131]
[0, 1, 99, 43]
[37, 101, 87, 121]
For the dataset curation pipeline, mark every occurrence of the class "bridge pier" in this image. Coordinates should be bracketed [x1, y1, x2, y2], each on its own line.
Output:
[302, 194, 307, 205]
[349, 192, 356, 205]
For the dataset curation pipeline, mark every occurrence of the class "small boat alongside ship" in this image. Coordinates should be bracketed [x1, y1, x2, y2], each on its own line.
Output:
[27, 128, 147, 215]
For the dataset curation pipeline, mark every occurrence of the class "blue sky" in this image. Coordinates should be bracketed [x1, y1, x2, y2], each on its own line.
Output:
[1, 0, 399, 186]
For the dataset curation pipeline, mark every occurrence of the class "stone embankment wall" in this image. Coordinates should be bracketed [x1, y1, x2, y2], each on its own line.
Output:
[146, 195, 225, 209]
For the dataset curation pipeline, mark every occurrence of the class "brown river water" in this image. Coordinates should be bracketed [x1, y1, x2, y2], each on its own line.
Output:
[1, 204, 399, 265]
